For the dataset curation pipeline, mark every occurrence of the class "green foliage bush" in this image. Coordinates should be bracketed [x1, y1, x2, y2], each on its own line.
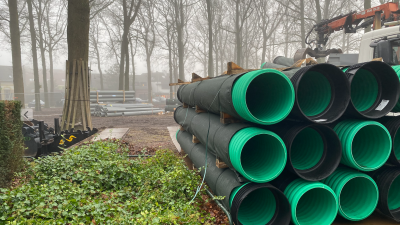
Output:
[0, 101, 24, 188]
[0, 140, 213, 224]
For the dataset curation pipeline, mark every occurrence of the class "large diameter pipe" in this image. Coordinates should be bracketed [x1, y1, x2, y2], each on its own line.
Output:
[166, 99, 182, 105]
[177, 69, 295, 125]
[177, 130, 291, 225]
[105, 108, 156, 112]
[260, 62, 287, 69]
[123, 110, 163, 116]
[378, 116, 400, 166]
[90, 95, 135, 98]
[271, 172, 338, 225]
[90, 98, 135, 102]
[368, 167, 400, 222]
[263, 63, 350, 123]
[343, 61, 400, 118]
[174, 106, 287, 183]
[334, 120, 391, 171]
[391, 65, 400, 112]
[268, 122, 341, 181]
[273, 56, 295, 67]
[322, 167, 379, 221]
[90, 90, 135, 94]
[165, 105, 178, 112]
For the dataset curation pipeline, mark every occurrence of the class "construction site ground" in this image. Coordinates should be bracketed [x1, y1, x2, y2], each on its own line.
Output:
[32, 107, 399, 225]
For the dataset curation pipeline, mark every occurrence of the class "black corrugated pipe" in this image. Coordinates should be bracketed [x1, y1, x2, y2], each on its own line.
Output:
[166, 99, 182, 105]
[266, 122, 342, 181]
[270, 171, 338, 225]
[174, 106, 287, 183]
[343, 61, 400, 119]
[378, 116, 400, 166]
[368, 166, 400, 222]
[177, 129, 291, 225]
[177, 70, 295, 125]
[263, 63, 351, 124]
[273, 56, 295, 67]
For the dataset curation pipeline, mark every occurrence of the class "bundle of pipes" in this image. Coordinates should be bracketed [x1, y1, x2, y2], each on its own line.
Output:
[165, 98, 182, 112]
[90, 90, 135, 103]
[173, 56, 400, 224]
[92, 103, 162, 117]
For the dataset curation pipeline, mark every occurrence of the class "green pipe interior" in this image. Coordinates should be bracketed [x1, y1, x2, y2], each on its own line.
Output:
[291, 127, 324, 170]
[230, 184, 277, 225]
[295, 188, 338, 225]
[339, 177, 378, 220]
[297, 71, 332, 116]
[351, 125, 391, 169]
[232, 69, 295, 125]
[229, 128, 286, 182]
[394, 131, 400, 160]
[388, 176, 400, 210]
[350, 69, 378, 112]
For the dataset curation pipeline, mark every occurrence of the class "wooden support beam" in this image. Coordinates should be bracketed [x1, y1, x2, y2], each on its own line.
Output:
[179, 125, 185, 131]
[192, 135, 200, 143]
[220, 112, 241, 124]
[169, 79, 191, 86]
[195, 105, 207, 113]
[183, 102, 189, 108]
[216, 157, 228, 168]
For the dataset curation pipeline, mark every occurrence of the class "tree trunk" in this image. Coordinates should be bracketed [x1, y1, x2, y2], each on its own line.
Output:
[36, 0, 49, 108]
[130, 38, 136, 92]
[261, 29, 267, 64]
[206, 0, 214, 77]
[124, 41, 130, 91]
[27, 0, 41, 111]
[93, 38, 104, 90]
[235, 0, 241, 66]
[364, 0, 371, 33]
[119, 29, 127, 90]
[146, 55, 152, 102]
[300, 0, 305, 48]
[48, 48, 54, 92]
[167, 26, 173, 98]
[177, 27, 185, 81]
[66, 0, 90, 130]
[8, 0, 24, 105]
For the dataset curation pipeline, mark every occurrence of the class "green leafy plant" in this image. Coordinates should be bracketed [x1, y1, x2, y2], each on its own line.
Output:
[0, 100, 24, 188]
[0, 140, 213, 224]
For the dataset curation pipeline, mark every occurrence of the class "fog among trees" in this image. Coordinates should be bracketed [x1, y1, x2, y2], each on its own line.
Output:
[0, 0, 394, 99]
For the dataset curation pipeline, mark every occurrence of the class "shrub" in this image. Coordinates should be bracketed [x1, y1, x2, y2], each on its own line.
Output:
[0, 140, 213, 224]
[0, 101, 24, 188]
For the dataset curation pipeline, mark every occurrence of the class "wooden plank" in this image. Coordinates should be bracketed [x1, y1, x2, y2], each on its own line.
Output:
[169, 79, 191, 86]
[78, 60, 87, 130]
[65, 60, 76, 131]
[60, 60, 69, 131]
[220, 112, 241, 124]
[195, 105, 207, 113]
[82, 61, 92, 130]
[181, 148, 195, 170]
[71, 60, 80, 130]
[179, 125, 185, 131]
[183, 102, 189, 108]
[192, 135, 200, 143]
[216, 157, 228, 168]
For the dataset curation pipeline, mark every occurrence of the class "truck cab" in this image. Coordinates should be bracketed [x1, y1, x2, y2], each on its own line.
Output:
[358, 25, 400, 64]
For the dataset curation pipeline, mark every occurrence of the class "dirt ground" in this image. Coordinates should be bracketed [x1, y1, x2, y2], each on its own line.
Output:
[33, 107, 178, 152]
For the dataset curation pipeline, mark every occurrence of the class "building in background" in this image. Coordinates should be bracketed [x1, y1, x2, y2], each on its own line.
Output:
[0, 66, 14, 100]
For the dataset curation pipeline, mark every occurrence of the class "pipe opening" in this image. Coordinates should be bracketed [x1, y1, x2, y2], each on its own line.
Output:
[230, 128, 286, 182]
[352, 124, 391, 169]
[237, 187, 276, 224]
[389, 175, 400, 210]
[351, 69, 379, 112]
[297, 71, 332, 116]
[394, 130, 400, 160]
[295, 188, 337, 225]
[291, 127, 324, 170]
[233, 69, 294, 125]
[339, 177, 378, 220]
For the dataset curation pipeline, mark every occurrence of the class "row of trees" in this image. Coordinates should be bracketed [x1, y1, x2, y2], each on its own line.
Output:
[0, 0, 394, 108]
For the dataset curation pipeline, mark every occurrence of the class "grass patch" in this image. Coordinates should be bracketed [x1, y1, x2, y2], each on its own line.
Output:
[0, 140, 214, 224]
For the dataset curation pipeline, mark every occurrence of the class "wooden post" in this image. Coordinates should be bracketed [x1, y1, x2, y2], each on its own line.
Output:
[216, 157, 228, 168]
[374, 11, 382, 30]
[96, 91, 99, 103]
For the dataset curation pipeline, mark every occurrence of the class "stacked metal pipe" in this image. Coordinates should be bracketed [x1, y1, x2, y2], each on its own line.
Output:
[91, 103, 162, 117]
[165, 98, 182, 112]
[174, 57, 400, 224]
[90, 90, 135, 103]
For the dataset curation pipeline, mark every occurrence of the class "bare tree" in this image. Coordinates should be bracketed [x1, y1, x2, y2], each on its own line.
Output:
[7, 0, 25, 104]
[118, 0, 142, 90]
[90, 17, 104, 89]
[27, 0, 41, 111]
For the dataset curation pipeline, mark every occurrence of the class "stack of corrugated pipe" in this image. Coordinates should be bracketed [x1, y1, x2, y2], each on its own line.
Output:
[91, 103, 163, 117]
[174, 56, 400, 224]
[165, 99, 182, 112]
[90, 90, 135, 103]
